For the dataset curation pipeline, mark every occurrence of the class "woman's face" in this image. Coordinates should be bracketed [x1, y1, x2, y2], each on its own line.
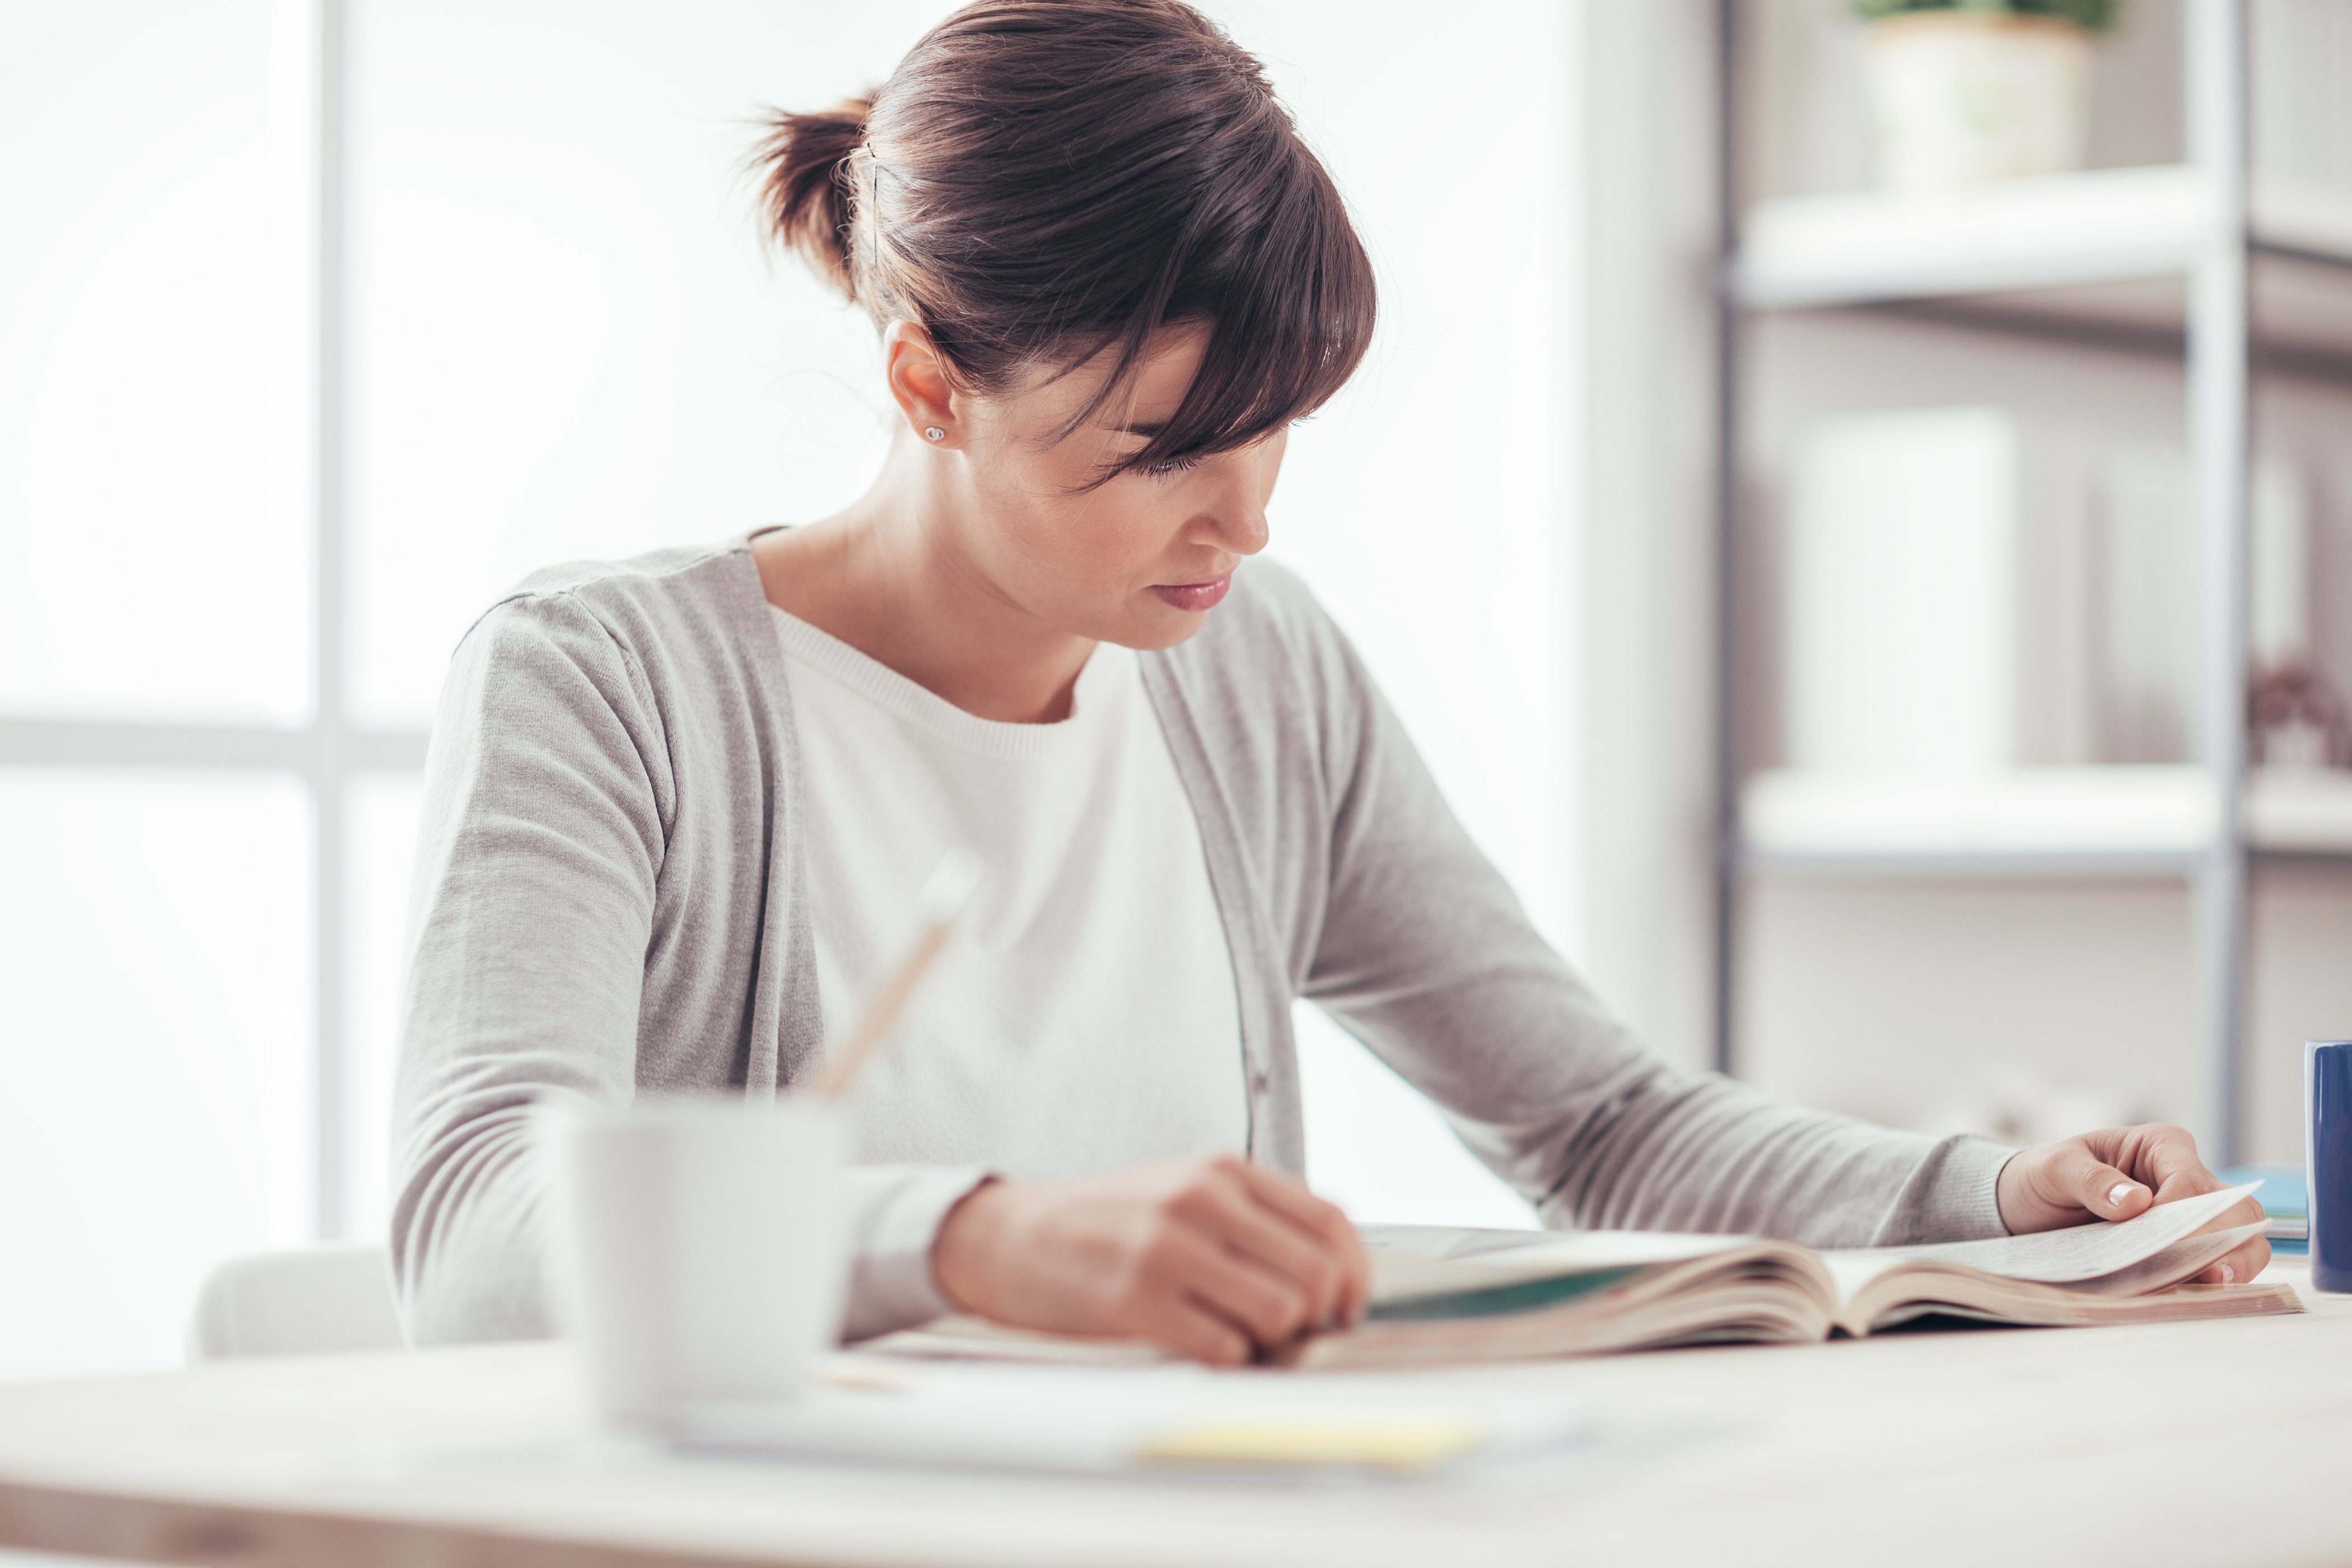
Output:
[910, 323, 1285, 651]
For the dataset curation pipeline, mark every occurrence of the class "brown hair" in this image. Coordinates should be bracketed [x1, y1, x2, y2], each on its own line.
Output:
[753, 0, 1375, 478]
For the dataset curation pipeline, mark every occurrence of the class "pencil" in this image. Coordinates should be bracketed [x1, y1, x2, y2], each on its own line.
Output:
[811, 849, 983, 1100]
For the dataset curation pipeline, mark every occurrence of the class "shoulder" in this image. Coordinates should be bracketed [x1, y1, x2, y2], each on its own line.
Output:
[455, 536, 772, 681]
[476, 537, 764, 645]
[435, 534, 785, 765]
[431, 536, 788, 813]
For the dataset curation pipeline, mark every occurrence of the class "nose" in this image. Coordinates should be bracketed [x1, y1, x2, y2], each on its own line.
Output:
[1214, 498, 1270, 558]
[1198, 450, 1272, 558]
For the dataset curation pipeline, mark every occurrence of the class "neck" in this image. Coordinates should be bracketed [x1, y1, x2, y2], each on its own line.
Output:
[753, 442, 1096, 725]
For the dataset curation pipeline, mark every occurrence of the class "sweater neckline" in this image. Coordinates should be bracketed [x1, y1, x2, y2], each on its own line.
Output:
[767, 603, 1132, 763]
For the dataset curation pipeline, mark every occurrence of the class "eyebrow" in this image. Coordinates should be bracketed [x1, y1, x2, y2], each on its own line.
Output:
[1118, 422, 1166, 438]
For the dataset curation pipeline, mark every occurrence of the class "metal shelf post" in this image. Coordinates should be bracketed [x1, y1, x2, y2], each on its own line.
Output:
[2187, 0, 2253, 1166]
[1709, 0, 1743, 1077]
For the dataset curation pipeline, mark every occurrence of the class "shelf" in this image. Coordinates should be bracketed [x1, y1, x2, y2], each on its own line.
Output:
[1739, 766, 2352, 877]
[1739, 166, 2214, 307]
[1735, 169, 2352, 371]
[2246, 767, 2352, 854]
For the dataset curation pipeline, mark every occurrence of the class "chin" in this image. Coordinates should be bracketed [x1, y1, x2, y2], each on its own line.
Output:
[1110, 605, 1217, 653]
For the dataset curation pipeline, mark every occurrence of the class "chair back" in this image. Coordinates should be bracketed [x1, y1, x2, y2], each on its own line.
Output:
[188, 1243, 407, 1361]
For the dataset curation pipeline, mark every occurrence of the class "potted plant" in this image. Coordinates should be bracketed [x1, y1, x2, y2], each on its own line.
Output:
[1852, 0, 2122, 191]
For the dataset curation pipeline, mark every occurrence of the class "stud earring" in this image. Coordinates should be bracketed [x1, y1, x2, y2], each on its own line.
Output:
[923, 426, 945, 442]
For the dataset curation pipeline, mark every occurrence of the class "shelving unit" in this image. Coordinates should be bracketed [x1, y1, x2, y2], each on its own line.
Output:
[1709, 0, 2352, 1164]
[1742, 767, 2352, 875]
[1740, 164, 2352, 371]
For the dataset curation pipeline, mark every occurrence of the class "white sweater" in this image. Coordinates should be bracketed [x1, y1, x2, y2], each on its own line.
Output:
[771, 607, 1248, 1180]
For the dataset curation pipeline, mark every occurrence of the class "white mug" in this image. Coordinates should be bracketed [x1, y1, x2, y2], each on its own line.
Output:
[547, 1094, 850, 1429]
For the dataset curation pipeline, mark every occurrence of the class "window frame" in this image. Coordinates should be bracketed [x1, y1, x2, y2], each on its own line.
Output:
[0, 0, 423, 1241]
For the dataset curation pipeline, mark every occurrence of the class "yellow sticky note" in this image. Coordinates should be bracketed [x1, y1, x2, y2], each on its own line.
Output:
[1136, 1416, 1484, 1471]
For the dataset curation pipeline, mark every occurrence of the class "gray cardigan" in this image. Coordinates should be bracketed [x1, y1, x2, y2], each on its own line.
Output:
[391, 534, 2009, 1345]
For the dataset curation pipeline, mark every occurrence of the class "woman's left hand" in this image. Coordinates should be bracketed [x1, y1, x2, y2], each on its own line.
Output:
[1995, 1123, 2269, 1284]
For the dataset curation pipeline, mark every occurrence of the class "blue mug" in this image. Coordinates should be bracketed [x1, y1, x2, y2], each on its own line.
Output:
[2311, 1040, 2352, 1294]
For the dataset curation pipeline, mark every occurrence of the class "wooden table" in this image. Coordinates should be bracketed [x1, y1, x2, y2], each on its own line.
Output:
[2, 1263, 2346, 1568]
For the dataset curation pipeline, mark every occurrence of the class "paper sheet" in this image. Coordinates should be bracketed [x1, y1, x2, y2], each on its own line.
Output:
[1826, 1182, 2261, 1287]
[1361, 1225, 1747, 1302]
[671, 1361, 1593, 1478]
[2072, 1218, 2269, 1296]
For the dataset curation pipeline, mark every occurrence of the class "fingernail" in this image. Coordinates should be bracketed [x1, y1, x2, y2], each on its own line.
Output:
[2106, 1182, 2139, 1209]
[2220, 1264, 2235, 1284]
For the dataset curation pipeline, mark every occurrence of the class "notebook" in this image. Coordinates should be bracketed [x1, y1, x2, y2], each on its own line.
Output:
[2218, 1164, 2307, 1254]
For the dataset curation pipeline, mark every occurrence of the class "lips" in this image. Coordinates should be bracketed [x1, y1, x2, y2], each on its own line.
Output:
[1150, 574, 1233, 613]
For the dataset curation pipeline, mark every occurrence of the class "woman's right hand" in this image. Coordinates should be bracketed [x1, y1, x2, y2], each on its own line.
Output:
[927, 1154, 1370, 1366]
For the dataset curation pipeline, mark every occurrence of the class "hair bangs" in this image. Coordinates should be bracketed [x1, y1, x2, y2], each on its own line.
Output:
[1057, 123, 1375, 485]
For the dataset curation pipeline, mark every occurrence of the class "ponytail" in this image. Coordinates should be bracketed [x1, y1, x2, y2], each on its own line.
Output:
[752, 96, 871, 302]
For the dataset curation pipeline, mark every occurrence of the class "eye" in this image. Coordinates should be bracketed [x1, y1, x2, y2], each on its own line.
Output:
[1142, 455, 1200, 478]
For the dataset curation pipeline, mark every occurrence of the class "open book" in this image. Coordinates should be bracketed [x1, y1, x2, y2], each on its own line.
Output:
[869, 1183, 2300, 1371]
[1307, 1180, 2295, 1368]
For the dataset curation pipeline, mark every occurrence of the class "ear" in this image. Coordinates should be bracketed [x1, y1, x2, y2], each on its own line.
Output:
[880, 320, 960, 445]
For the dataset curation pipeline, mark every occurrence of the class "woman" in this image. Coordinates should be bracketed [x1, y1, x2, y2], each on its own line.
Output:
[391, 0, 2264, 1364]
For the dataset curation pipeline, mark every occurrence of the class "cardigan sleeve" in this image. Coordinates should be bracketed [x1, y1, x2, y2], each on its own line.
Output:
[390, 593, 667, 1343]
[1294, 623, 2013, 1249]
[390, 592, 986, 1346]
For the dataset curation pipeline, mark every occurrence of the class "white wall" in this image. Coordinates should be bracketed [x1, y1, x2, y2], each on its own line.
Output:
[1571, 0, 1724, 1074]
[338, 0, 945, 731]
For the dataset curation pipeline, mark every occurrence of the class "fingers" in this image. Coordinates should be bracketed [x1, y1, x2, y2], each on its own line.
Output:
[2115, 1130, 2264, 1273]
[1151, 1226, 1318, 1352]
[932, 1157, 1372, 1368]
[1128, 1291, 1255, 1367]
[2059, 1127, 2266, 1278]
[1183, 1180, 1352, 1329]
[2212, 1191, 2266, 1228]
[2197, 1233, 2271, 1286]
[2104, 1123, 2225, 1205]
[2042, 1141, 2154, 1223]
[1136, 1159, 1368, 1360]
[1228, 1159, 1371, 1323]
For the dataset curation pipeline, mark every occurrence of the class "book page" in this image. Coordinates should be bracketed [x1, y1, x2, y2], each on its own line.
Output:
[1824, 1182, 2258, 1289]
[864, 1316, 1178, 1367]
[1359, 1226, 1750, 1303]
[2067, 1218, 2268, 1297]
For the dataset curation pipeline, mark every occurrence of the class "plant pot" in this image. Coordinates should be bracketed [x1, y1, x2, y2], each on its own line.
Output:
[1863, 12, 2097, 192]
